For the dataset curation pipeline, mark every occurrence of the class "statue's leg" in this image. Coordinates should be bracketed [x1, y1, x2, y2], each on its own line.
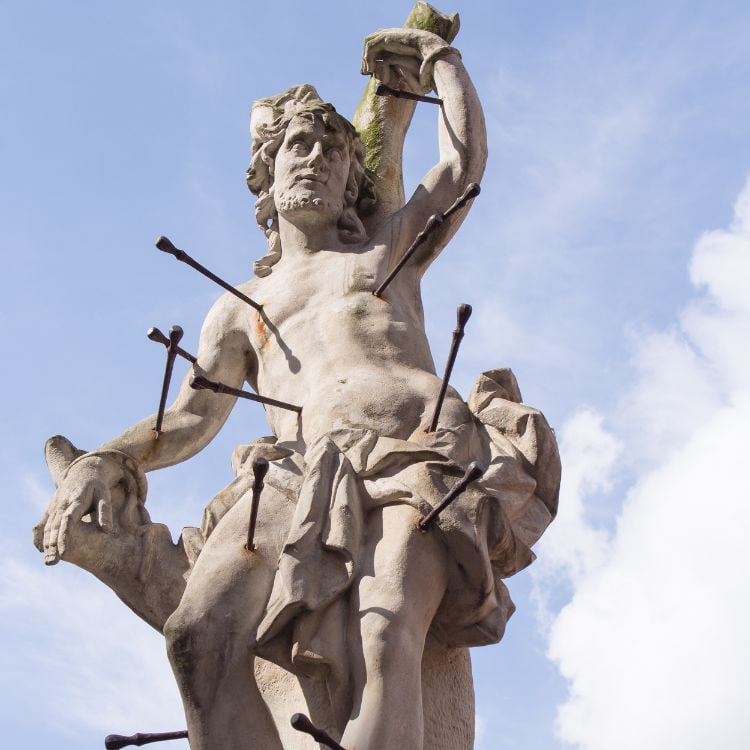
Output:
[164, 486, 292, 750]
[340, 503, 448, 750]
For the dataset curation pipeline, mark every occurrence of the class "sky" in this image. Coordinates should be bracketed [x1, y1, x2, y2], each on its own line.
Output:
[1, 1, 749, 748]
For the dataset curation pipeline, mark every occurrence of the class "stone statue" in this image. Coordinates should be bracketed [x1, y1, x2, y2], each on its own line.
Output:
[33, 4, 560, 749]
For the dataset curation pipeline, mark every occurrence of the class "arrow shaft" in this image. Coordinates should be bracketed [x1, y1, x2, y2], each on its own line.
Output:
[104, 730, 188, 749]
[178, 252, 262, 312]
[154, 347, 179, 434]
[156, 236, 262, 312]
[373, 183, 480, 298]
[375, 83, 443, 105]
[191, 375, 302, 414]
[418, 462, 485, 531]
[428, 328, 463, 433]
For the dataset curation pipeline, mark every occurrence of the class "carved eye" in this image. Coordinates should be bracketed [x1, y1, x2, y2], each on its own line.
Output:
[288, 139, 309, 155]
[325, 147, 343, 162]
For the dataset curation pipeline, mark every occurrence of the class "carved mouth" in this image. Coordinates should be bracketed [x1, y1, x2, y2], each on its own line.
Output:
[294, 173, 324, 184]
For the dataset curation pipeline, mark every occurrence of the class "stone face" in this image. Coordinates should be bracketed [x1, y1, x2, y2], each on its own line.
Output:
[33, 5, 560, 749]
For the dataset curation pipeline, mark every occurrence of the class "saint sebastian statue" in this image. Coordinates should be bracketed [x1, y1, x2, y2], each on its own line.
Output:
[34, 5, 560, 749]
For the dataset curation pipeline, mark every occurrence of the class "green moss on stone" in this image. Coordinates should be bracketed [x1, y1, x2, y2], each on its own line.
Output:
[404, 2, 460, 43]
[352, 2, 461, 198]
[353, 76, 386, 198]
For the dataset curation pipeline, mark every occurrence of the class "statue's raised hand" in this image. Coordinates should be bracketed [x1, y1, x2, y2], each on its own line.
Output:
[33, 436, 148, 566]
[361, 27, 459, 94]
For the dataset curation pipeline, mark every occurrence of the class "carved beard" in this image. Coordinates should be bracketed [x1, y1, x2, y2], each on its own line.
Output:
[275, 190, 344, 222]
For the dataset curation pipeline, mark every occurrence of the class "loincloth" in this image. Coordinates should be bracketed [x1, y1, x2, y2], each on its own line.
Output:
[199, 368, 560, 701]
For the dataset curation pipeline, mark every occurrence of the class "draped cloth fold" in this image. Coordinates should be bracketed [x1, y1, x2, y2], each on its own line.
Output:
[199, 368, 560, 705]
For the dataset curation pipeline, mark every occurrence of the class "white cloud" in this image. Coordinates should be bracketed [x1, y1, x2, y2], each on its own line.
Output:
[532, 409, 620, 630]
[537, 177, 750, 749]
[0, 553, 185, 738]
[682, 188, 750, 396]
[616, 327, 723, 466]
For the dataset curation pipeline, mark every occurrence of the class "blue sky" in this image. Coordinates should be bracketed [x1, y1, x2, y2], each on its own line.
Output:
[2, 2, 750, 748]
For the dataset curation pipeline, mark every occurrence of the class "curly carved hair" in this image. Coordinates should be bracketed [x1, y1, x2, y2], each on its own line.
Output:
[246, 86, 376, 277]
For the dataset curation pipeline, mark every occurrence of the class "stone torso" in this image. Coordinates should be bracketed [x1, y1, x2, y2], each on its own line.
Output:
[239, 234, 472, 449]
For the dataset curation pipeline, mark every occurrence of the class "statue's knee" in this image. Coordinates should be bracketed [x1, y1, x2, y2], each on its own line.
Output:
[164, 606, 210, 671]
[360, 608, 423, 664]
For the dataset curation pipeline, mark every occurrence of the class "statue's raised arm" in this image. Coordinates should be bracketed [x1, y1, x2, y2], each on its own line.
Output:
[359, 17, 487, 273]
[353, 2, 460, 222]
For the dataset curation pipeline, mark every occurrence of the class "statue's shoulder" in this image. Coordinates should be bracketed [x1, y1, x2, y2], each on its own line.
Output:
[203, 281, 258, 338]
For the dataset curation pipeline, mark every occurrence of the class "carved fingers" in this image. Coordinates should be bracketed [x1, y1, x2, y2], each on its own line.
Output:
[35, 452, 149, 565]
[32, 514, 48, 553]
[361, 28, 459, 92]
[39, 476, 111, 565]
[35, 443, 150, 564]
[374, 54, 423, 92]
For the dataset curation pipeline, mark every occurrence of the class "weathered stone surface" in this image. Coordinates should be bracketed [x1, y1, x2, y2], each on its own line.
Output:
[33, 5, 560, 749]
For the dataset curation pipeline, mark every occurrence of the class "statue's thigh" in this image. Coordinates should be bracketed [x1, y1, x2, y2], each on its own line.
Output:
[357, 503, 448, 636]
[179, 483, 294, 631]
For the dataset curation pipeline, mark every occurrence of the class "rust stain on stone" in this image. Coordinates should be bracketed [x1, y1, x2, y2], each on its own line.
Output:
[254, 313, 270, 348]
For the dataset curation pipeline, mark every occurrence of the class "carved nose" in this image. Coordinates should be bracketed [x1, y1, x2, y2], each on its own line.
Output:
[307, 142, 326, 168]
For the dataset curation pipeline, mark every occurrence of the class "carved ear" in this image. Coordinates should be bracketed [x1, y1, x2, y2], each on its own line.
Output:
[45, 435, 86, 488]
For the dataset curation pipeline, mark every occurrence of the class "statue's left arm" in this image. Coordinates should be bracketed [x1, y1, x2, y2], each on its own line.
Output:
[362, 28, 487, 272]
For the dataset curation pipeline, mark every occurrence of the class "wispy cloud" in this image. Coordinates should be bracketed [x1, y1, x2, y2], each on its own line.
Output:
[0, 553, 185, 739]
[534, 177, 750, 748]
[532, 408, 620, 631]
